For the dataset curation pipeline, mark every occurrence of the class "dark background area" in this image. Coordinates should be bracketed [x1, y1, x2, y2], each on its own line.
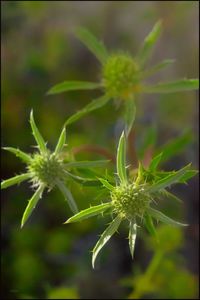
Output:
[1, 1, 199, 299]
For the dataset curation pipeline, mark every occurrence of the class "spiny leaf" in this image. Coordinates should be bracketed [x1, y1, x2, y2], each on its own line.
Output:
[64, 203, 112, 224]
[123, 95, 136, 135]
[147, 164, 191, 193]
[21, 184, 45, 228]
[141, 59, 175, 79]
[137, 20, 162, 68]
[143, 79, 199, 94]
[55, 127, 66, 155]
[1, 173, 31, 190]
[76, 27, 108, 64]
[64, 170, 101, 186]
[92, 215, 122, 268]
[47, 81, 101, 95]
[144, 213, 158, 240]
[64, 95, 110, 127]
[148, 207, 188, 227]
[149, 153, 163, 172]
[56, 179, 78, 213]
[160, 190, 183, 204]
[117, 131, 127, 184]
[64, 160, 109, 169]
[135, 162, 144, 185]
[30, 110, 47, 154]
[178, 170, 198, 183]
[129, 220, 137, 258]
[98, 178, 114, 191]
[2, 147, 32, 163]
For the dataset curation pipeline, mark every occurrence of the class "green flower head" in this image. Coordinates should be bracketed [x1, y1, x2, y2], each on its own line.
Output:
[47, 20, 199, 135]
[1, 110, 108, 228]
[65, 131, 197, 268]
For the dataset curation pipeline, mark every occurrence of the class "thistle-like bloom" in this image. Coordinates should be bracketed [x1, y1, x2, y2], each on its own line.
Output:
[47, 21, 199, 134]
[64, 131, 197, 268]
[1, 110, 107, 228]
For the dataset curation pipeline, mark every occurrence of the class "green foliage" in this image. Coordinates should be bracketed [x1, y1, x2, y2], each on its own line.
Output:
[47, 21, 198, 134]
[47, 81, 101, 95]
[2, 8, 198, 299]
[64, 131, 196, 267]
[92, 215, 122, 268]
[117, 131, 127, 183]
[1, 111, 108, 225]
[123, 225, 198, 299]
[76, 27, 108, 64]
[143, 78, 199, 93]
[21, 184, 45, 228]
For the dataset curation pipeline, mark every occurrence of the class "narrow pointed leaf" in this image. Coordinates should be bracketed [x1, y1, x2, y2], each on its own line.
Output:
[144, 213, 158, 239]
[76, 27, 108, 64]
[147, 164, 191, 193]
[124, 95, 136, 135]
[64, 203, 112, 224]
[30, 110, 47, 153]
[140, 59, 175, 79]
[135, 162, 144, 185]
[56, 179, 78, 213]
[117, 131, 127, 183]
[64, 170, 101, 186]
[178, 170, 198, 183]
[149, 153, 163, 172]
[3, 147, 32, 163]
[54, 127, 66, 155]
[64, 160, 109, 169]
[148, 207, 188, 227]
[64, 95, 110, 127]
[137, 20, 162, 67]
[21, 184, 45, 228]
[156, 130, 193, 163]
[47, 81, 101, 95]
[1, 173, 31, 190]
[98, 178, 114, 191]
[129, 220, 137, 258]
[92, 215, 122, 268]
[160, 190, 183, 204]
[143, 79, 199, 94]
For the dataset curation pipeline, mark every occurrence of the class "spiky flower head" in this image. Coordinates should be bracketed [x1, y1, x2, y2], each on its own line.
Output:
[1, 110, 107, 227]
[102, 54, 140, 99]
[47, 22, 198, 135]
[111, 183, 151, 220]
[28, 152, 66, 189]
[65, 131, 197, 268]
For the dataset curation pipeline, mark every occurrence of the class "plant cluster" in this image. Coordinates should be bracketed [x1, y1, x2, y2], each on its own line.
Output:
[2, 21, 198, 268]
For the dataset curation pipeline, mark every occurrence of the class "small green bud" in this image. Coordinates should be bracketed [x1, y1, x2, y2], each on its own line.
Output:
[28, 152, 65, 188]
[102, 54, 140, 99]
[111, 183, 151, 220]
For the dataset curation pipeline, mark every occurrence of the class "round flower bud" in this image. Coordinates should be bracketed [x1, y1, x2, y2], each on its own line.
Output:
[28, 152, 65, 188]
[111, 183, 151, 220]
[102, 54, 140, 99]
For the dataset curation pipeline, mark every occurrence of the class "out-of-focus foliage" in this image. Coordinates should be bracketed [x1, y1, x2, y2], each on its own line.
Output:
[122, 225, 198, 299]
[1, 1, 198, 299]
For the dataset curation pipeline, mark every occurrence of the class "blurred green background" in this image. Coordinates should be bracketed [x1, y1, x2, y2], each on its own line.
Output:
[1, 1, 199, 299]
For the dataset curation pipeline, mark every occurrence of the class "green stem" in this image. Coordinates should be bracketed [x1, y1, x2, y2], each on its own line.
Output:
[128, 250, 164, 299]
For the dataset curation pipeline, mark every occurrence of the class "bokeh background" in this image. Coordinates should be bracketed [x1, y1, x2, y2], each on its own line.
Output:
[1, 1, 199, 299]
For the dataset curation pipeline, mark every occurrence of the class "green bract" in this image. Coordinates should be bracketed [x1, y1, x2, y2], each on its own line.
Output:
[47, 21, 199, 135]
[65, 131, 197, 268]
[1, 110, 108, 228]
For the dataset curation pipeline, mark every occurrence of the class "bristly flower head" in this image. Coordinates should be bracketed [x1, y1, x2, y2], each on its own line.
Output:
[47, 20, 199, 135]
[65, 131, 197, 268]
[1, 110, 108, 228]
